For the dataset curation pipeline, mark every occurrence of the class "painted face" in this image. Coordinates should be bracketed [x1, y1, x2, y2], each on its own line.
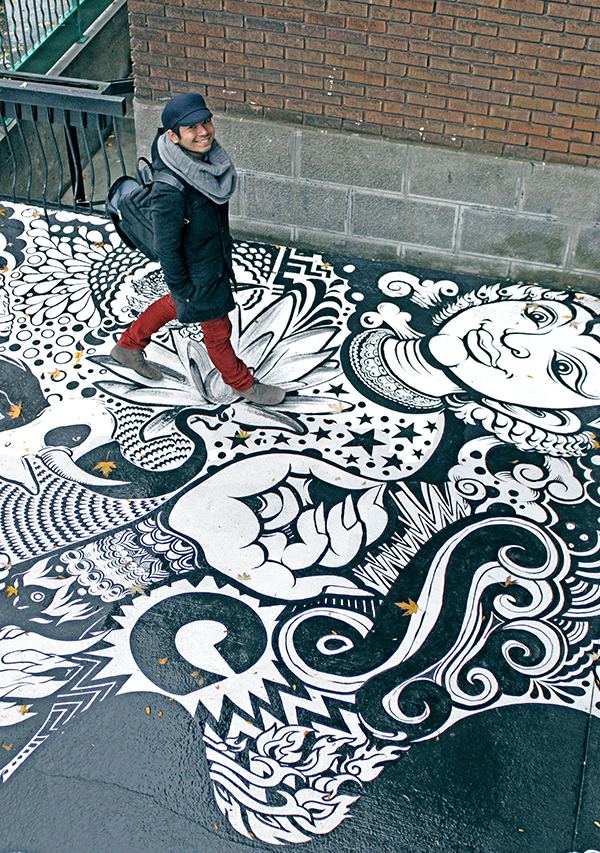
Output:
[428, 299, 600, 409]
[168, 120, 215, 156]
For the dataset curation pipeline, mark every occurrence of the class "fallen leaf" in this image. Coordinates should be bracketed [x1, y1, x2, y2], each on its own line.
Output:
[6, 585, 18, 597]
[92, 241, 104, 248]
[74, 350, 84, 364]
[2, 743, 11, 750]
[504, 576, 518, 587]
[8, 401, 22, 419]
[396, 599, 418, 616]
[158, 711, 163, 716]
[158, 657, 168, 664]
[236, 430, 250, 439]
[145, 706, 151, 715]
[19, 705, 29, 715]
[50, 368, 61, 380]
[237, 572, 251, 581]
[329, 402, 344, 413]
[595, 820, 600, 828]
[589, 652, 600, 661]
[199, 677, 204, 686]
[190, 671, 199, 677]
[93, 460, 117, 477]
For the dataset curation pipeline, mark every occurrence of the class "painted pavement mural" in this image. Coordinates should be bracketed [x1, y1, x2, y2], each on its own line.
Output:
[1, 203, 600, 845]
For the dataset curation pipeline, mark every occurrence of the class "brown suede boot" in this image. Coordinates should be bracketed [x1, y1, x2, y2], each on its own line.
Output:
[110, 344, 163, 381]
[237, 380, 285, 406]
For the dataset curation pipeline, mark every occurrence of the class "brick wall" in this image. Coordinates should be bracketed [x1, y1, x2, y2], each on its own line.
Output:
[129, 0, 600, 168]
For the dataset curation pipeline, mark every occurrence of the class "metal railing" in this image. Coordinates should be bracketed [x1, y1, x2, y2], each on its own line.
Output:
[0, 71, 134, 212]
[1, 0, 86, 70]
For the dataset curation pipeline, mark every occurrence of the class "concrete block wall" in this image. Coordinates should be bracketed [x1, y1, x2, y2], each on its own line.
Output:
[135, 102, 600, 289]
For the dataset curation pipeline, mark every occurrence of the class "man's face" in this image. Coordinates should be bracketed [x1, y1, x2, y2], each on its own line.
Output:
[167, 120, 215, 157]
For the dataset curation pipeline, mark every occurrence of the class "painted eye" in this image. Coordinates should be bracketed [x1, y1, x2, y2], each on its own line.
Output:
[550, 352, 586, 395]
[30, 591, 45, 603]
[524, 305, 557, 329]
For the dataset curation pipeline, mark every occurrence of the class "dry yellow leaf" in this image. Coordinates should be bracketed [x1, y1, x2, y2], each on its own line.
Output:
[396, 599, 418, 616]
[6, 585, 18, 597]
[329, 402, 344, 413]
[8, 401, 22, 419]
[50, 368, 61, 380]
[2, 743, 11, 750]
[19, 705, 28, 715]
[158, 657, 168, 664]
[145, 706, 151, 715]
[93, 460, 117, 477]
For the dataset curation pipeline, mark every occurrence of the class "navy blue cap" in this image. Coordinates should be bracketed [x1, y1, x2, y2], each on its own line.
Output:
[161, 93, 213, 132]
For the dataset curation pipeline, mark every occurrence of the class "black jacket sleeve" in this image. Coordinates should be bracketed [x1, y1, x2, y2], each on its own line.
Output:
[151, 182, 193, 300]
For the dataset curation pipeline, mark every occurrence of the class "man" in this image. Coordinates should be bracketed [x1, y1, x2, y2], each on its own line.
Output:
[111, 92, 285, 406]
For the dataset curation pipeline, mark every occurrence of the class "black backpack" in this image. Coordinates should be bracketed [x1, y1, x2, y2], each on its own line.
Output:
[106, 158, 185, 261]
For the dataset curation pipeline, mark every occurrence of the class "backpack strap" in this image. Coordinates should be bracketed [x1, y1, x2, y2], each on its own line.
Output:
[136, 157, 185, 194]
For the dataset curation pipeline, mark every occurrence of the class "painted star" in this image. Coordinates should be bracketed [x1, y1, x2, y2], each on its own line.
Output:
[425, 421, 438, 432]
[229, 432, 250, 448]
[345, 454, 359, 464]
[413, 448, 424, 459]
[358, 414, 373, 424]
[343, 429, 386, 456]
[327, 384, 348, 397]
[273, 433, 291, 445]
[394, 423, 419, 442]
[382, 454, 403, 469]
[312, 427, 331, 441]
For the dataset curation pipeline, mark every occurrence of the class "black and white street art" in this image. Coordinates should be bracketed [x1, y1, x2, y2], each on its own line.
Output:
[1, 203, 600, 845]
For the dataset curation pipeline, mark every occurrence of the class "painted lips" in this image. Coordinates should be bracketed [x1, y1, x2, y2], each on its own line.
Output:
[465, 327, 503, 367]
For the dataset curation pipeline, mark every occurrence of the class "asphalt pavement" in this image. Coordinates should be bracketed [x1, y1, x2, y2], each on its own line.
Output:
[0, 201, 599, 853]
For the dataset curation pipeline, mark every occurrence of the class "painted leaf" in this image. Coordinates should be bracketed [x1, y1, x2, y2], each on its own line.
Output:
[93, 460, 117, 477]
[396, 599, 418, 616]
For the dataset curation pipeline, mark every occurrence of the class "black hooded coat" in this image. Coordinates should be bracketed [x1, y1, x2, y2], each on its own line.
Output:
[149, 132, 236, 324]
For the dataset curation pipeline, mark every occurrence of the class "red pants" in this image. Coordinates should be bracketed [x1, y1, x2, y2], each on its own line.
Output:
[118, 293, 254, 392]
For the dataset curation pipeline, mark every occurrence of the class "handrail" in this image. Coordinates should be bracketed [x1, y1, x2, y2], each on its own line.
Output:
[0, 72, 134, 212]
[1, 0, 81, 70]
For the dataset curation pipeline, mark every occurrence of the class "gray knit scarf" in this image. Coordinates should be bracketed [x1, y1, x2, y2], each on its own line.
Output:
[157, 132, 237, 205]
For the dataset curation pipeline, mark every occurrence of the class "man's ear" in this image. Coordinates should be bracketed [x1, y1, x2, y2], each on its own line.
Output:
[166, 129, 180, 144]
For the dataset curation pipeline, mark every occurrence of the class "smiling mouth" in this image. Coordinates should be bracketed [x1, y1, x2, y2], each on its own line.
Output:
[464, 328, 503, 368]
